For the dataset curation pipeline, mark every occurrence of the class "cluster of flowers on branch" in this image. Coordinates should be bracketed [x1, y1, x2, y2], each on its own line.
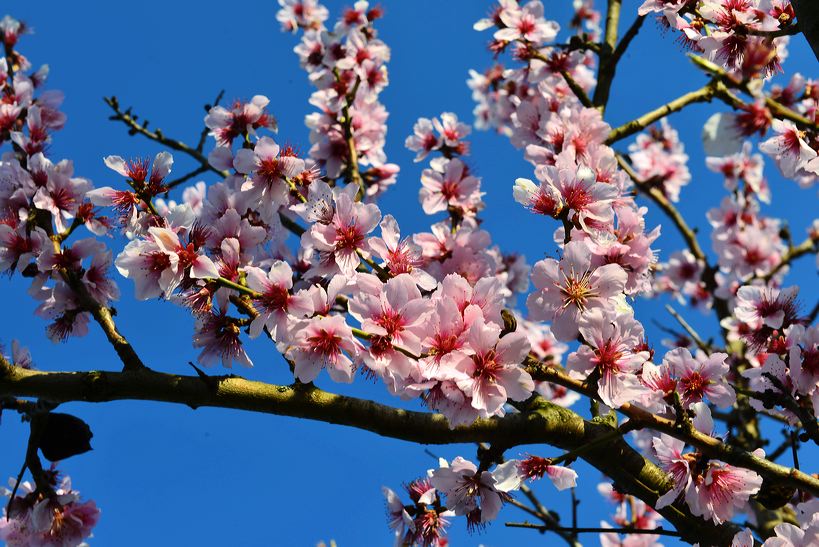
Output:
[0, 0, 817, 545]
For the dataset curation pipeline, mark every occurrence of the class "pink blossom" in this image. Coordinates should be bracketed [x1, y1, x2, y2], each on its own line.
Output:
[527, 240, 628, 341]
[0, 473, 100, 547]
[452, 318, 534, 416]
[405, 117, 440, 162]
[303, 190, 381, 277]
[734, 285, 799, 331]
[368, 214, 436, 290]
[533, 159, 618, 231]
[245, 261, 313, 342]
[235, 136, 305, 210]
[661, 347, 736, 408]
[567, 307, 649, 408]
[419, 157, 482, 215]
[429, 457, 520, 523]
[289, 314, 360, 383]
[494, 1, 559, 44]
[759, 119, 817, 179]
[193, 310, 253, 368]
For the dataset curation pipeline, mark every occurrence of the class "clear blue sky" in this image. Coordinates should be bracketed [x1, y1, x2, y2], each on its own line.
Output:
[0, 1, 816, 546]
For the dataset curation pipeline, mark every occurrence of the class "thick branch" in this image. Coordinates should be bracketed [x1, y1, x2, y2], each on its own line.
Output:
[0, 365, 741, 544]
[592, 0, 623, 110]
[792, 0, 819, 62]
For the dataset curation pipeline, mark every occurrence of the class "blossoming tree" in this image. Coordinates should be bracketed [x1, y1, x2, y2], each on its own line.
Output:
[1, 0, 818, 545]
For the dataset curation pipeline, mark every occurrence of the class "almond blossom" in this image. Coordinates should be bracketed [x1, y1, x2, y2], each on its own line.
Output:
[567, 307, 650, 408]
[528, 240, 628, 341]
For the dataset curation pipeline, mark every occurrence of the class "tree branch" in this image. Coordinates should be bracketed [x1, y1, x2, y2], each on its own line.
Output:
[592, 0, 623, 110]
[615, 153, 707, 262]
[0, 364, 743, 545]
[526, 362, 819, 498]
[688, 55, 819, 131]
[792, 0, 819, 62]
[605, 83, 716, 144]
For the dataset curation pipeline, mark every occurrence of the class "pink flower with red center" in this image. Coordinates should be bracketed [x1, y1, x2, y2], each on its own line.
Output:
[0, 474, 100, 547]
[85, 185, 143, 228]
[787, 324, 819, 404]
[429, 457, 521, 524]
[382, 486, 416, 547]
[419, 157, 482, 216]
[516, 456, 578, 490]
[494, 1, 559, 44]
[245, 261, 313, 342]
[276, 0, 329, 32]
[289, 314, 360, 383]
[234, 136, 305, 210]
[534, 160, 618, 232]
[193, 310, 252, 368]
[303, 190, 381, 277]
[734, 285, 799, 331]
[405, 117, 440, 162]
[205, 95, 276, 146]
[512, 177, 564, 218]
[759, 119, 818, 179]
[432, 112, 471, 149]
[421, 298, 476, 372]
[452, 317, 534, 417]
[0, 222, 47, 273]
[348, 273, 431, 391]
[527, 240, 628, 341]
[31, 166, 92, 234]
[104, 151, 173, 191]
[659, 347, 736, 408]
[567, 307, 649, 408]
[115, 227, 219, 299]
[686, 461, 763, 525]
[368, 214, 437, 291]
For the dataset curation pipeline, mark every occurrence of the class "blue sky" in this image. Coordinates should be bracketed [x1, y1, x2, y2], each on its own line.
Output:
[0, 1, 816, 546]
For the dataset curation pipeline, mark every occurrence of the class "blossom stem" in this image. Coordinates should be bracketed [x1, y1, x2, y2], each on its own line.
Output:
[610, 14, 645, 67]
[213, 277, 260, 298]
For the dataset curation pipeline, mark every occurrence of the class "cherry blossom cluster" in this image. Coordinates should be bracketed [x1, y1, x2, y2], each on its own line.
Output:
[0, 471, 100, 547]
[283, 0, 399, 198]
[639, 0, 793, 79]
[383, 455, 576, 546]
[1, 0, 818, 545]
[628, 118, 691, 203]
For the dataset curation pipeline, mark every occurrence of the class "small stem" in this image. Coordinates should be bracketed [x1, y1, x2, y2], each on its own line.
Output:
[664, 304, 710, 353]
